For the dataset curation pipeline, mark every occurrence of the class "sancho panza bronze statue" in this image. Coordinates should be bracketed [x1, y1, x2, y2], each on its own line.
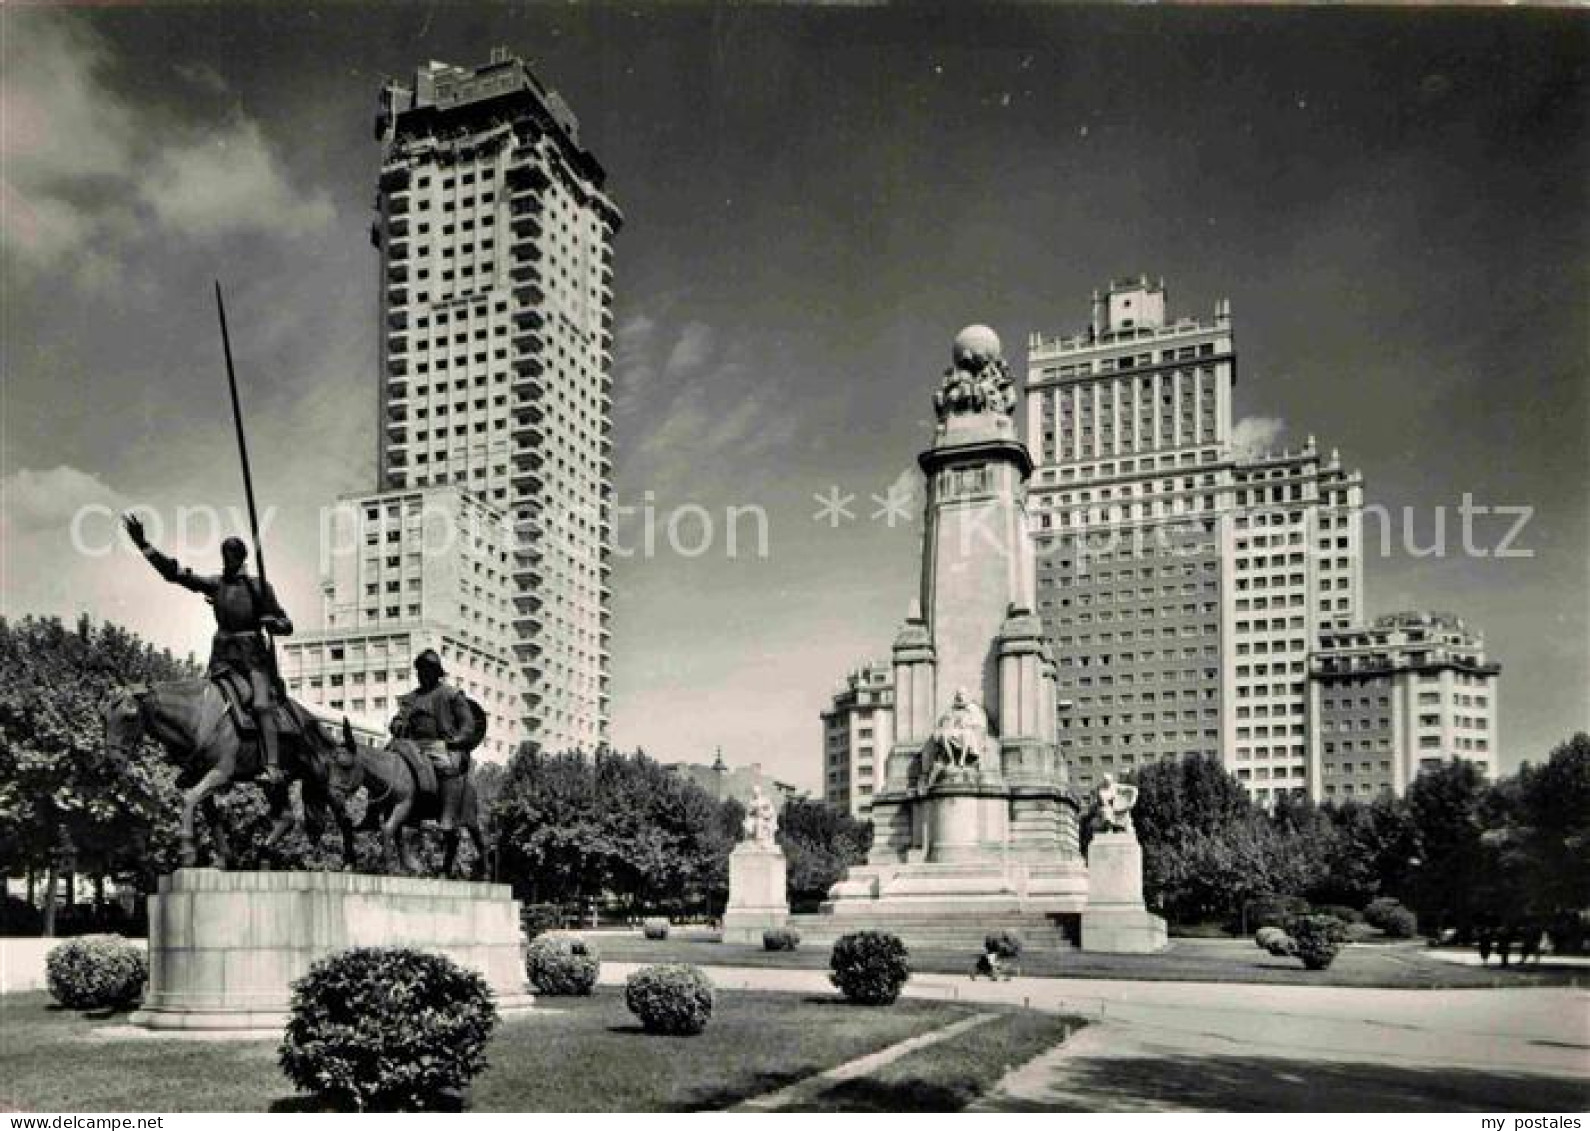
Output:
[123, 515, 293, 786]
[391, 648, 474, 830]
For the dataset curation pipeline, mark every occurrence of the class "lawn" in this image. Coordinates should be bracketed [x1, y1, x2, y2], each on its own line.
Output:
[0, 988, 1073, 1113]
[768, 1009, 1077, 1112]
[589, 933, 1581, 990]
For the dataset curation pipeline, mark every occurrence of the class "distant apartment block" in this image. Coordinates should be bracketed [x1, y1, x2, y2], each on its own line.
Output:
[279, 486, 523, 761]
[820, 662, 895, 817]
[1307, 612, 1500, 800]
[666, 748, 802, 810]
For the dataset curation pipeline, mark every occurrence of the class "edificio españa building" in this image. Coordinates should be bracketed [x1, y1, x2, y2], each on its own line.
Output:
[1024, 277, 1365, 804]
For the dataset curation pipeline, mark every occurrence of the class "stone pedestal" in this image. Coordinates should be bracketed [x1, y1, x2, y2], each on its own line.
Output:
[131, 869, 533, 1032]
[1080, 832, 1167, 953]
[722, 843, 788, 945]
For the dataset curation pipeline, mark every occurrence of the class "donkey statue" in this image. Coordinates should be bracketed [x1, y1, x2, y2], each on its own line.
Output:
[331, 718, 492, 878]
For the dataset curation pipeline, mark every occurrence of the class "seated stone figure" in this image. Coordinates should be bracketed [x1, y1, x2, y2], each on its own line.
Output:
[926, 687, 989, 784]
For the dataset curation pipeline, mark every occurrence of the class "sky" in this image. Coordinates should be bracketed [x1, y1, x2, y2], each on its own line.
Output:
[3, 4, 1586, 791]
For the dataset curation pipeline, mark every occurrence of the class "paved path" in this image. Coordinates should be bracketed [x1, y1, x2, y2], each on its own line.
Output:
[601, 962, 1590, 1111]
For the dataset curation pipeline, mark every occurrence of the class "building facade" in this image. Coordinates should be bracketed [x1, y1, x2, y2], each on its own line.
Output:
[666, 749, 802, 810]
[278, 486, 523, 762]
[1025, 277, 1365, 803]
[820, 662, 895, 817]
[1307, 612, 1500, 800]
[372, 50, 619, 754]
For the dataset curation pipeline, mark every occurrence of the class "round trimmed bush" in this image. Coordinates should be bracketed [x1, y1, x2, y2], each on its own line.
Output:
[1264, 934, 1297, 958]
[526, 934, 600, 996]
[985, 930, 1024, 960]
[1290, 914, 1349, 971]
[624, 964, 714, 1035]
[1254, 926, 1288, 952]
[642, 917, 670, 941]
[45, 935, 146, 1011]
[830, 931, 910, 1005]
[279, 947, 499, 1111]
[763, 928, 801, 952]
[1364, 898, 1418, 939]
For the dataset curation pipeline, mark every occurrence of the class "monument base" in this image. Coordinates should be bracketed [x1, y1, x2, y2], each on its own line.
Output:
[131, 869, 533, 1032]
[722, 843, 789, 945]
[1079, 831, 1167, 953]
[803, 858, 1088, 953]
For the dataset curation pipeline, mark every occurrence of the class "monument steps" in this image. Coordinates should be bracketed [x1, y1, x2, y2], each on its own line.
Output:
[787, 912, 1078, 955]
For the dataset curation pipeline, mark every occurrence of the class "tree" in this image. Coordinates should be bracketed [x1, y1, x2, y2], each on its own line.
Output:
[491, 747, 742, 915]
[0, 616, 198, 934]
[1404, 759, 1492, 941]
[1132, 754, 1254, 920]
[777, 798, 872, 909]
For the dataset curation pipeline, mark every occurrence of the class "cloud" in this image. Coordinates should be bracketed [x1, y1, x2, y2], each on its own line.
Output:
[141, 119, 335, 237]
[664, 321, 714, 378]
[1231, 415, 1287, 458]
[882, 464, 919, 509]
[0, 13, 333, 277]
[615, 320, 798, 497]
[1, 465, 129, 535]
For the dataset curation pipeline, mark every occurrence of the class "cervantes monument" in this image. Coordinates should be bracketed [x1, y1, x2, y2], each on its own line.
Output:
[812, 326, 1165, 953]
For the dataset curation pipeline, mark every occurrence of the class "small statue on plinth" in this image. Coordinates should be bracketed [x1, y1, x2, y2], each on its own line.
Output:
[742, 784, 779, 849]
[926, 687, 990, 785]
[1095, 773, 1139, 834]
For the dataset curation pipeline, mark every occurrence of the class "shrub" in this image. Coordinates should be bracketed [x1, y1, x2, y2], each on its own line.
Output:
[520, 903, 562, 942]
[1290, 914, 1349, 971]
[525, 934, 600, 996]
[45, 935, 147, 1011]
[1254, 926, 1288, 952]
[642, 917, 670, 941]
[1264, 934, 1297, 958]
[984, 930, 1024, 960]
[624, 964, 714, 1035]
[1247, 895, 1311, 931]
[279, 947, 499, 1111]
[1364, 898, 1418, 939]
[830, 931, 911, 1005]
[1316, 904, 1365, 925]
[763, 928, 800, 952]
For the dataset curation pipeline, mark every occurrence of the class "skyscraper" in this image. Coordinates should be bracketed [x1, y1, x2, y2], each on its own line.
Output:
[372, 50, 620, 754]
[1025, 277, 1365, 804]
[1026, 278, 1236, 795]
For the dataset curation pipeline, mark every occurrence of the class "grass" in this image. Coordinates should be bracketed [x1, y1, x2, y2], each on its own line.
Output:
[589, 933, 1583, 989]
[774, 1010, 1079, 1112]
[0, 988, 1066, 1113]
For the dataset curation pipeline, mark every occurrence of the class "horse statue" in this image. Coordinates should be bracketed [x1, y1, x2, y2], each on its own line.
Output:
[331, 719, 491, 879]
[101, 681, 355, 870]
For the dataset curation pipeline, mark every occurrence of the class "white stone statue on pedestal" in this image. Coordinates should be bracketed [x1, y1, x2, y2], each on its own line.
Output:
[1095, 773, 1139, 834]
[742, 784, 779, 849]
[724, 782, 789, 944]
